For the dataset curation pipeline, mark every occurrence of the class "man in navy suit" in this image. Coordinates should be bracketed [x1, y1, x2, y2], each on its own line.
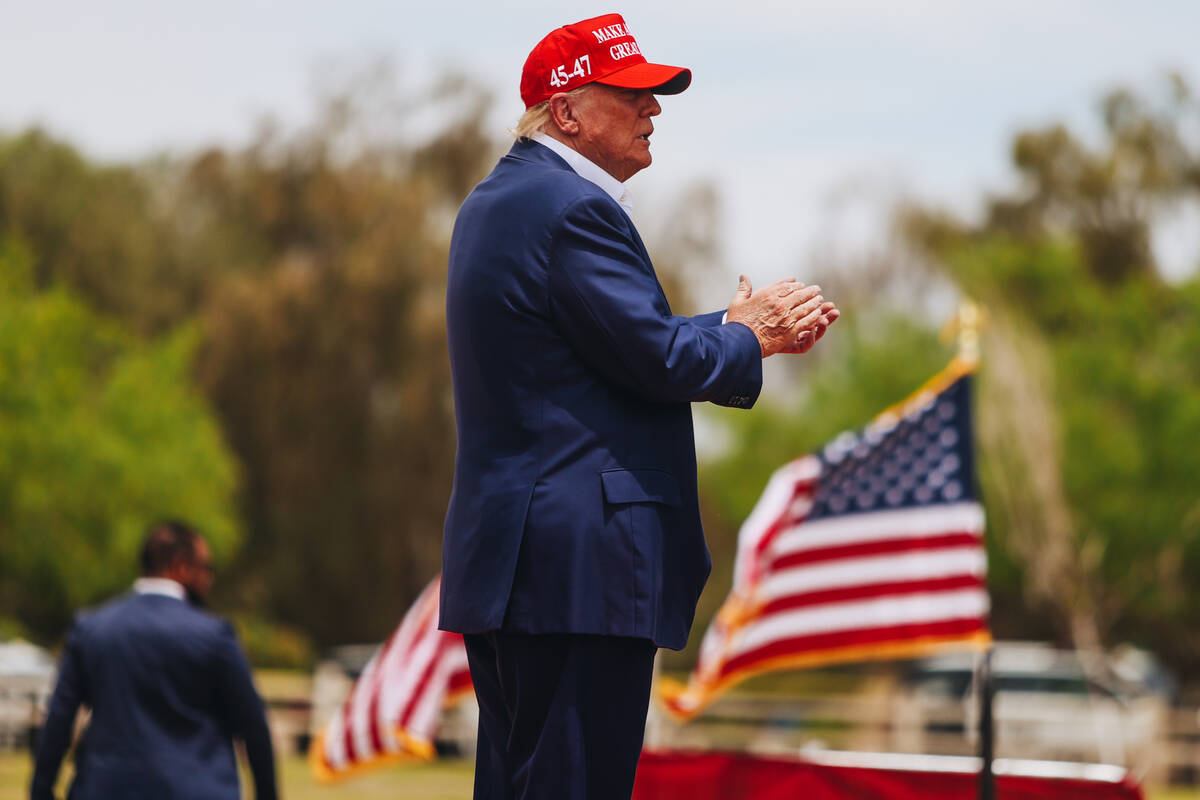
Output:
[441, 13, 838, 799]
[30, 521, 277, 800]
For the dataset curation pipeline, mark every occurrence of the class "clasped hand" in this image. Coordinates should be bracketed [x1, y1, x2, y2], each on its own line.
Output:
[726, 275, 840, 357]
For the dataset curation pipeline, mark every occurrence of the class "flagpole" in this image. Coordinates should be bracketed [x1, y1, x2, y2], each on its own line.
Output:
[977, 644, 996, 800]
[949, 299, 993, 800]
[962, 299, 994, 800]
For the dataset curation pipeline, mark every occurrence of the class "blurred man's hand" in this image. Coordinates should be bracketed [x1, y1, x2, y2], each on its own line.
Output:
[781, 302, 840, 354]
[726, 275, 833, 357]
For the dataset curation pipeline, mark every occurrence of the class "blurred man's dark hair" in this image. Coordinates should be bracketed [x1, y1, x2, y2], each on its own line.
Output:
[140, 520, 202, 576]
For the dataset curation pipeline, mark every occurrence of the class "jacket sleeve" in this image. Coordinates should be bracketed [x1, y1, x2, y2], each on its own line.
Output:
[548, 195, 762, 408]
[30, 621, 89, 800]
[692, 309, 728, 329]
[215, 623, 278, 800]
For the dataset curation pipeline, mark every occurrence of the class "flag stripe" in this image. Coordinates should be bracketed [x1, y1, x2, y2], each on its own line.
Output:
[734, 588, 990, 656]
[447, 668, 473, 695]
[368, 687, 386, 755]
[400, 632, 459, 729]
[313, 576, 475, 782]
[379, 593, 441, 727]
[770, 502, 985, 556]
[733, 457, 821, 588]
[760, 548, 987, 600]
[323, 713, 345, 769]
[767, 530, 983, 572]
[407, 643, 470, 741]
[759, 573, 987, 617]
[342, 707, 358, 764]
[721, 617, 989, 679]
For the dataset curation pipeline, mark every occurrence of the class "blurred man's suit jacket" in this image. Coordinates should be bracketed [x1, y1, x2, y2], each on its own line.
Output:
[30, 590, 276, 800]
[440, 137, 763, 651]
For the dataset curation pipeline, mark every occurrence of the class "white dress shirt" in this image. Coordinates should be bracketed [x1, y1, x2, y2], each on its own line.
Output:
[133, 577, 186, 600]
[531, 132, 634, 216]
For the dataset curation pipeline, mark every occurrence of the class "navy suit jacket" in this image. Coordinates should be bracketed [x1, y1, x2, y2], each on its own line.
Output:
[440, 138, 763, 650]
[30, 592, 276, 800]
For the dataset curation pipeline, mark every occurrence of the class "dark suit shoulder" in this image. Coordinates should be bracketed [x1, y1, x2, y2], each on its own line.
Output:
[554, 188, 634, 230]
[78, 593, 231, 645]
[72, 591, 137, 631]
[477, 144, 613, 215]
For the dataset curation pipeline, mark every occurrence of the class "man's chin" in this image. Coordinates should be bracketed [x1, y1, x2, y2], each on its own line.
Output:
[627, 155, 652, 180]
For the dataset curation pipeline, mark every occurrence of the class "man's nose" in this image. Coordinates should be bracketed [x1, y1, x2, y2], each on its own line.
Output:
[643, 93, 662, 117]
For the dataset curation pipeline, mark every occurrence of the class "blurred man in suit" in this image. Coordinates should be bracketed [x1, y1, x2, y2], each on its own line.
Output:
[440, 12, 838, 799]
[31, 521, 277, 800]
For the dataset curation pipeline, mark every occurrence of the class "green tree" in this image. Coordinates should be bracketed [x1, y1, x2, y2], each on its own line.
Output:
[0, 66, 724, 650]
[186, 72, 498, 646]
[958, 73, 1200, 284]
[0, 131, 196, 332]
[686, 74, 1200, 678]
[924, 236, 1200, 665]
[0, 240, 241, 640]
[900, 75, 1200, 669]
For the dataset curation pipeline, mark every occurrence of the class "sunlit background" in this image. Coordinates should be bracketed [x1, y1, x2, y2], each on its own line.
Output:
[2, 2, 1200, 798]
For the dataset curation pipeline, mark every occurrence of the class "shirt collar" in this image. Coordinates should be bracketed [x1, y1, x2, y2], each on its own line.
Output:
[531, 132, 634, 216]
[133, 577, 187, 601]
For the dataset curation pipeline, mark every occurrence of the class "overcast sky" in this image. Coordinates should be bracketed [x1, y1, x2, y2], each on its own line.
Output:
[5, 1, 1200, 283]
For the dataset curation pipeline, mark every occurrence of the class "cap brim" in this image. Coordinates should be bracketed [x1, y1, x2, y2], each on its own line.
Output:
[596, 62, 692, 95]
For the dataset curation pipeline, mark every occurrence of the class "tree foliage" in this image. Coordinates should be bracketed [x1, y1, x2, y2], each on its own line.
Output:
[0, 66, 733, 650]
[5, 63, 1199, 679]
[688, 75, 1200, 676]
[0, 131, 195, 331]
[0, 240, 240, 638]
[177, 71, 498, 645]
[917, 74, 1200, 285]
[0, 68, 495, 646]
[900, 75, 1200, 667]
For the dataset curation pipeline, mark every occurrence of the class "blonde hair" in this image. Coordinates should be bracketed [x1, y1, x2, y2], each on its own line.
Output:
[512, 102, 551, 139]
[511, 86, 591, 140]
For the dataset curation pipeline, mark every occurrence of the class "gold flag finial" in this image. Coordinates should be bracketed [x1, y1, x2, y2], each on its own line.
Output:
[941, 299, 984, 367]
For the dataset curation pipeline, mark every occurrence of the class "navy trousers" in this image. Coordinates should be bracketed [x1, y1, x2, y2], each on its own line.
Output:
[463, 632, 657, 800]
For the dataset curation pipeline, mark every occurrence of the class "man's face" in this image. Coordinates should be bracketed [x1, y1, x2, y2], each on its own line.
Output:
[181, 539, 214, 605]
[569, 84, 662, 182]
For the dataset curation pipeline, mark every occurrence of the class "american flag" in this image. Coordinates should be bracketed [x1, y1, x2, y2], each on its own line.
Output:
[660, 358, 990, 719]
[309, 577, 474, 781]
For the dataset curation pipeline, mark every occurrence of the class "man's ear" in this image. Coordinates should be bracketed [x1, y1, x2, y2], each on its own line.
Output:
[547, 94, 581, 136]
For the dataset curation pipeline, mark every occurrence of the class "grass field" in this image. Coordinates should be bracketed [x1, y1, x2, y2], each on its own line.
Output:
[3, 752, 1197, 799]
[265, 755, 475, 800]
[0, 751, 475, 799]
[1153, 789, 1200, 800]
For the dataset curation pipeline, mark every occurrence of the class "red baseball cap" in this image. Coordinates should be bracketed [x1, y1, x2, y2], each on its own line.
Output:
[520, 13, 691, 109]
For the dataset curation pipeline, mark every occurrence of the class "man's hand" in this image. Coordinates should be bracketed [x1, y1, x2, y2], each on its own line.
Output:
[781, 302, 840, 354]
[726, 275, 830, 357]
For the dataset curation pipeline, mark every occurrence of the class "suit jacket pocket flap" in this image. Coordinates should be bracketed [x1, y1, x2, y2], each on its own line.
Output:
[600, 468, 682, 507]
